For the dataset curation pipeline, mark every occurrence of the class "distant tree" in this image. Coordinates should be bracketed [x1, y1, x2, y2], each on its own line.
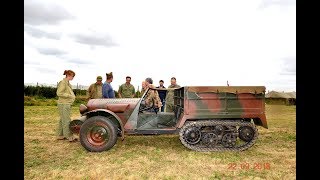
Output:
[73, 89, 87, 96]
[24, 85, 55, 98]
[24, 85, 87, 98]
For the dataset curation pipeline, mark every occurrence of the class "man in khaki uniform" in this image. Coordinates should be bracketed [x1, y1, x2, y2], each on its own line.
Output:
[165, 77, 181, 112]
[118, 76, 135, 98]
[87, 76, 103, 100]
[144, 78, 162, 112]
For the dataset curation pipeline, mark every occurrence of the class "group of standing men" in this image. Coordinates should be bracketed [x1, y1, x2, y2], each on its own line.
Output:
[139, 77, 181, 113]
[86, 72, 180, 113]
[87, 72, 118, 99]
[87, 72, 135, 99]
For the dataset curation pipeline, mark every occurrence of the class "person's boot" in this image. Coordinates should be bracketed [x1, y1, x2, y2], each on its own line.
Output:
[68, 136, 78, 142]
[56, 136, 66, 140]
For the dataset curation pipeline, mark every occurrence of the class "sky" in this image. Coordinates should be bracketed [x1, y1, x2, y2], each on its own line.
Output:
[24, 0, 296, 92]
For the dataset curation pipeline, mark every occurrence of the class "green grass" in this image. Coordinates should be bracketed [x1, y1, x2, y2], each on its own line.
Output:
[24, 104, 296, 179]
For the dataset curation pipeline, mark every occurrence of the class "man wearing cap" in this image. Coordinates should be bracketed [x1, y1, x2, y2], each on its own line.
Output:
[87, 76, 103, 100]
[102, 72, 115, 98]
[118, 76, 135, 98]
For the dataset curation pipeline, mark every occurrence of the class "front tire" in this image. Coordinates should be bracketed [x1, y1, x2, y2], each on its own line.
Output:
[80, 116, 117, 152]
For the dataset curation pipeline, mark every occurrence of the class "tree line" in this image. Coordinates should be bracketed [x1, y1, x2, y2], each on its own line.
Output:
[24, 85, 143, 98]
[24, 85, 87, 98]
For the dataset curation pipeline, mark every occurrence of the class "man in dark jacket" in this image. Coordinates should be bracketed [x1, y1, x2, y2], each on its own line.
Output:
[156, 80, 167, 112]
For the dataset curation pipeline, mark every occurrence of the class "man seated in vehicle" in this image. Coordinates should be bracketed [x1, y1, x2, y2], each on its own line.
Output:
[142, 77, 162, 113]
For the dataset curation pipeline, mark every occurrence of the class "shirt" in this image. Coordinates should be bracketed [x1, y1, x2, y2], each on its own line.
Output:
[156, 85, 167, 101]
[87, 83, 103, 99]
[102, 82, 115, 98]
[56, 78, 75, 104]
[118, 83, 135, 98]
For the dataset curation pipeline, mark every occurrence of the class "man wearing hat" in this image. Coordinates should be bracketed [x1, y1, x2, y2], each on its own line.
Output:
[87, 76, 103, 100]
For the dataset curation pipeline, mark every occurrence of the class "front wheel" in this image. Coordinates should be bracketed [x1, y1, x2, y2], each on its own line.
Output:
[79, 116, 117, 152]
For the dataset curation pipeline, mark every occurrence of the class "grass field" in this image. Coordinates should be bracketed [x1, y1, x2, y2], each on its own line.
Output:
[24, 105, 296, 180]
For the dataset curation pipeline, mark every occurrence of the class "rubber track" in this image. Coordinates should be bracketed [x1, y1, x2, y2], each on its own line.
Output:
[179, 120, 258, 152]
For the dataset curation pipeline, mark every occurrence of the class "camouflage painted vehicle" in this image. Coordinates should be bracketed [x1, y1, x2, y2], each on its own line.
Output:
[70, 86, 267, 152]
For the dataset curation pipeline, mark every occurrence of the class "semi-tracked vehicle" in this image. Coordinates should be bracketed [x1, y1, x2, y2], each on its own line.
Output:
[70, 86, 268, 152]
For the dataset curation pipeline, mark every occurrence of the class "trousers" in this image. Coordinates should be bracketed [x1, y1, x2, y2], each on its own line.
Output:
[56, 104, 72, 138]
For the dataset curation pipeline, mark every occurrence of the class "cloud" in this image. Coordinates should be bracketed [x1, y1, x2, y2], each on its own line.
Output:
[280, 56, 296, 75]
[24, 59, 40, 65]
[26, 65, 57, 74]
[70, 32, 117, 47]
[37, 48, 67, 56]
[24, 25, 62, 40]
[24, 0, 75, 25]
[67, 58, 92, 65]
[259, 0, 296, 9]
[36, 67, 57, 74]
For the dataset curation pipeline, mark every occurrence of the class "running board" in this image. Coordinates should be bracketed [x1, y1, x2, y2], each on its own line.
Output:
[125, 128, 179, 135]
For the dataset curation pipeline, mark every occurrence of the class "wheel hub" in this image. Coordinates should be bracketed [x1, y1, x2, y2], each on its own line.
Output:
[238, 126, 254, 142]
[221, 133, 237, 148]
[214, 125, 224, 135]
[88, 126, 108, 144]
[202, 133, 219, 147]
[184, 127, 201, 145]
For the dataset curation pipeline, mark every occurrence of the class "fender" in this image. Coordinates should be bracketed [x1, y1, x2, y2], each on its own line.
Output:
[84, 109, 125, 140]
